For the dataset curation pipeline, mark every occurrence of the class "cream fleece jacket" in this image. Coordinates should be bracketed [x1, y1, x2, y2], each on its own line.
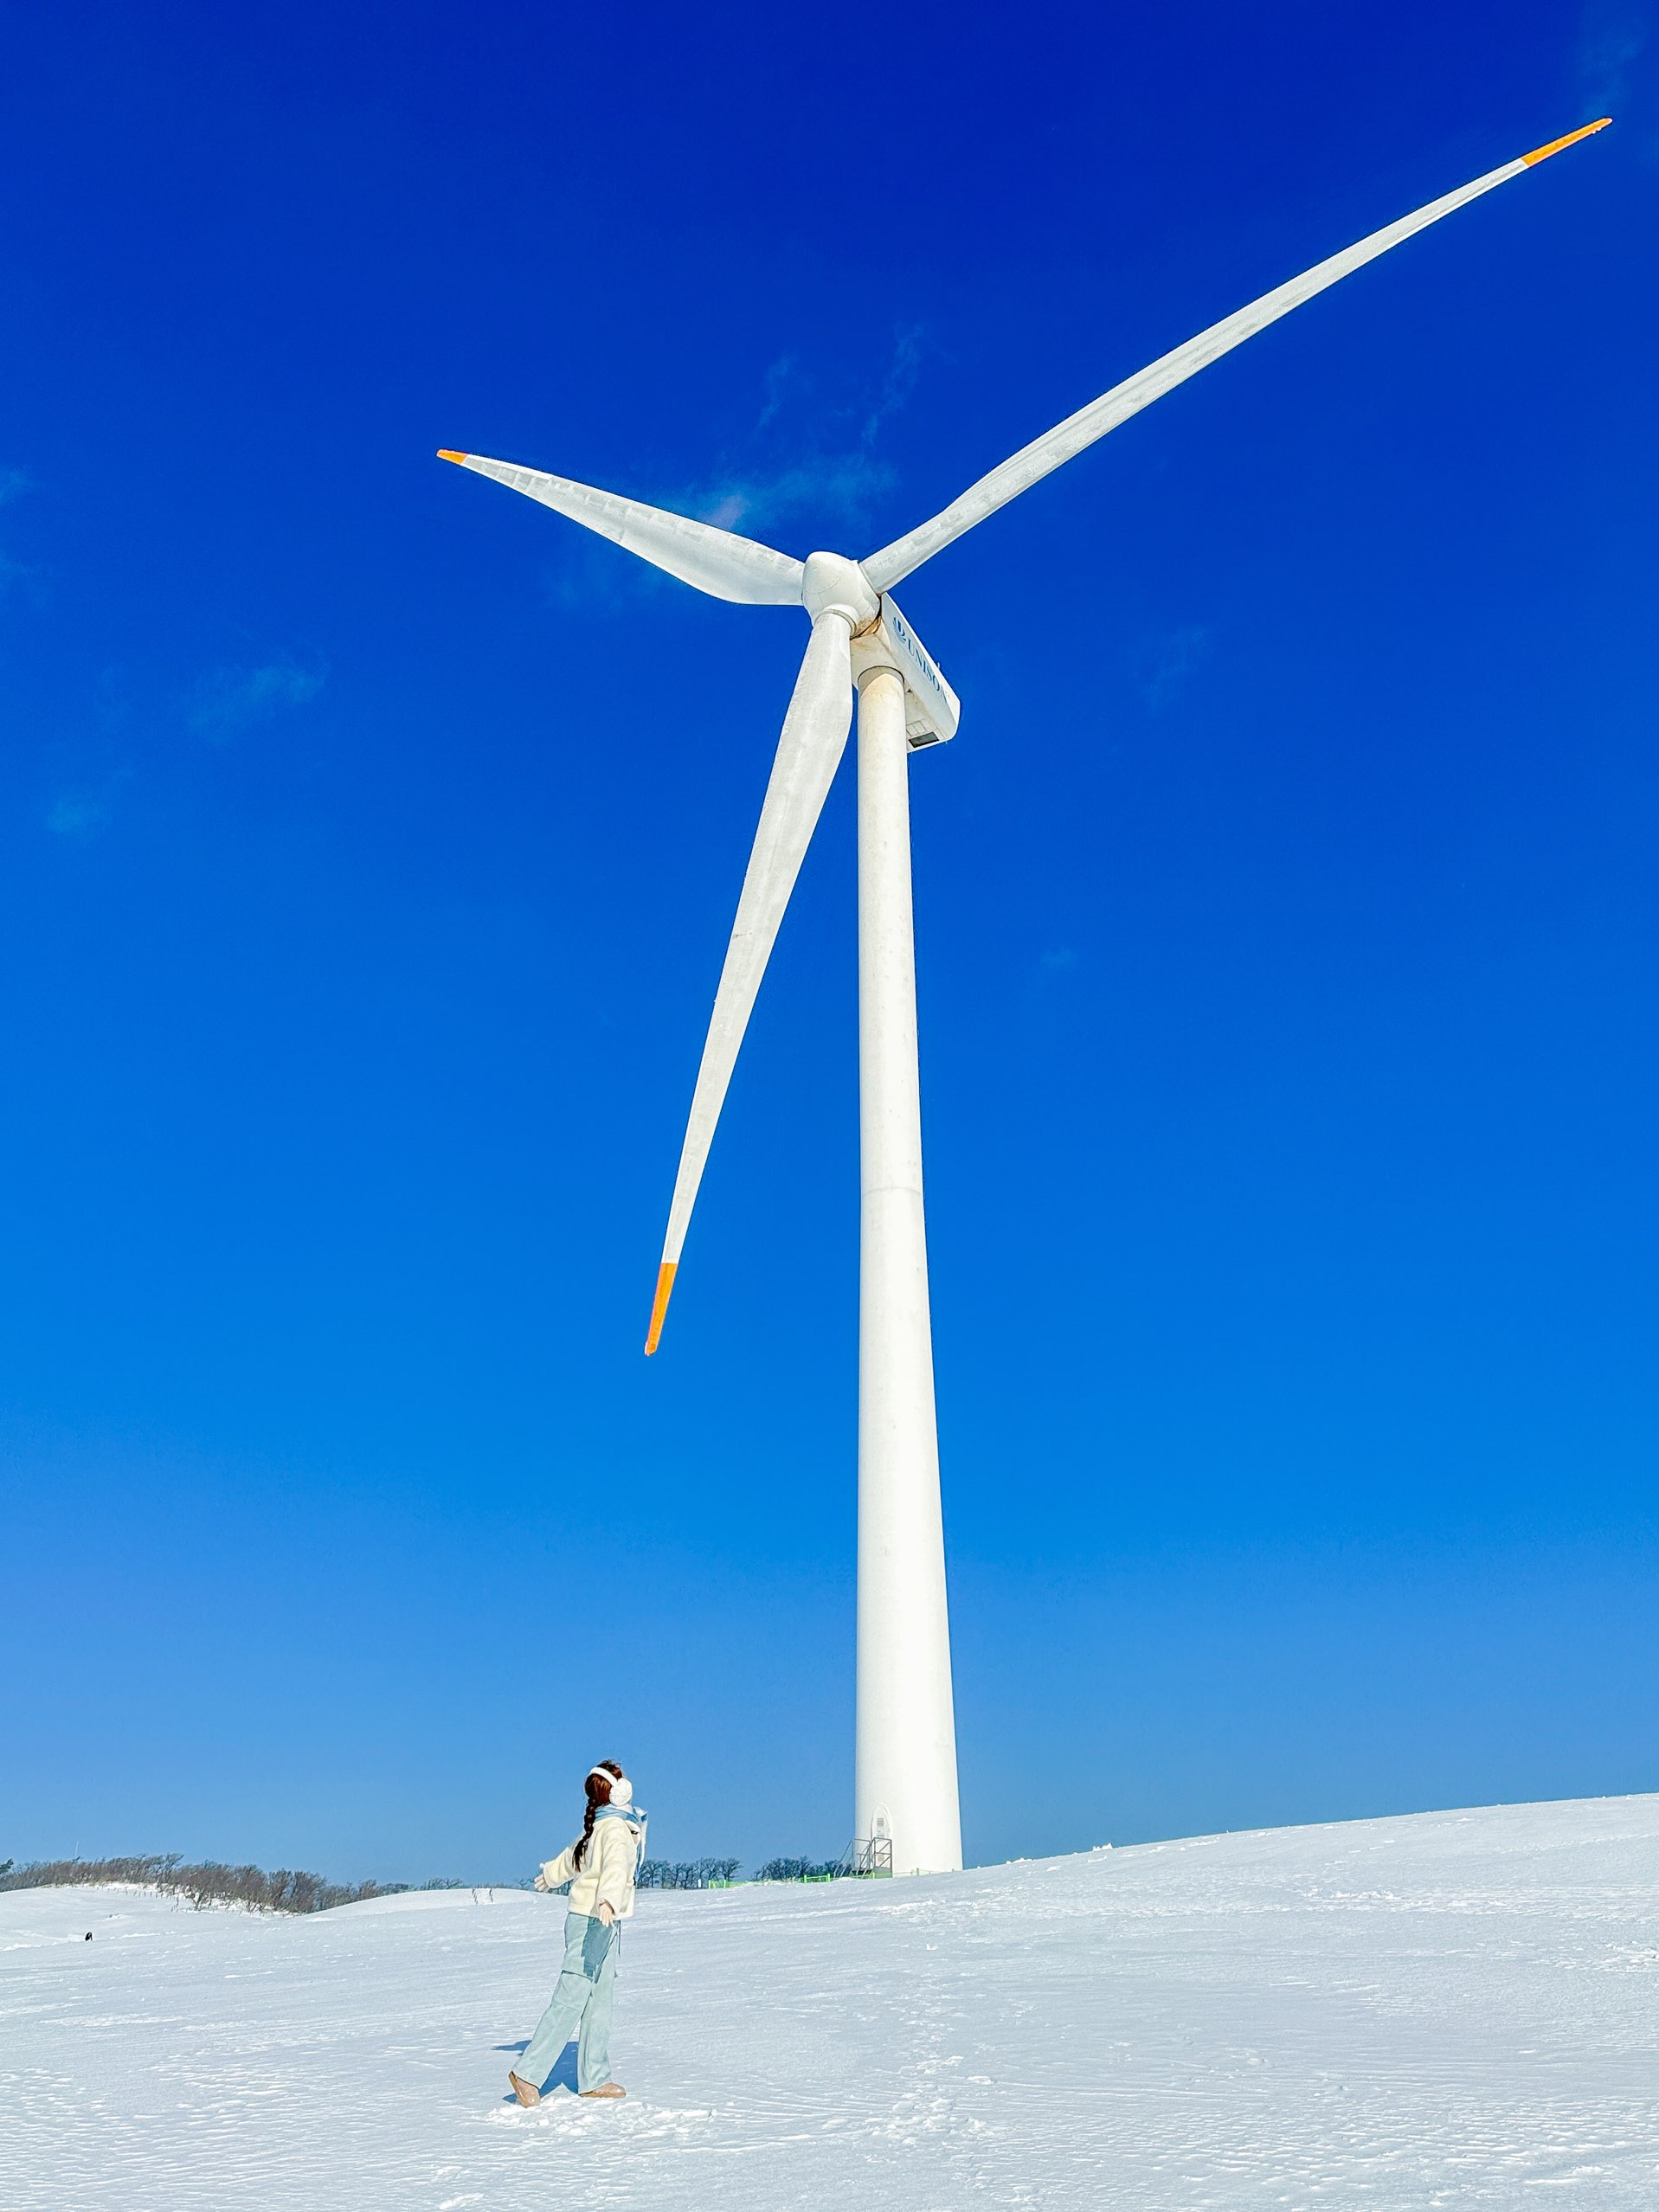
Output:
[538, 1817, 640, 1920]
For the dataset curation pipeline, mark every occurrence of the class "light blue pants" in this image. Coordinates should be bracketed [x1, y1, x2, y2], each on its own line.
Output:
[520, 1911, 619, 2094]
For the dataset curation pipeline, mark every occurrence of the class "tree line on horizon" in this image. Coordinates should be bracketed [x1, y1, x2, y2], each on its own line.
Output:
[0, 1848, 863, 1911]
[0, 1855, 464, 1914]
[633, 1856, 846, 1886]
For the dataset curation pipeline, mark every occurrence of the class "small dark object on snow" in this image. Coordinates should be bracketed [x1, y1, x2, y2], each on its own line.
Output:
[84, 1932, 92, 1941]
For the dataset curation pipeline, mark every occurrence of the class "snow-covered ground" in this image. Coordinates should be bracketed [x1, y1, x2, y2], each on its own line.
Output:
[3, 1794, 1657, 2209]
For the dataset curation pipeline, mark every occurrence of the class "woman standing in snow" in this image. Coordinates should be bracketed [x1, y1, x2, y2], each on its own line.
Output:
[510, 1759, 646, 2106]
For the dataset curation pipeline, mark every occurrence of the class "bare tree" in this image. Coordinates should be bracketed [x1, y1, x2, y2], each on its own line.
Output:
[0, 1854, 438, 1914]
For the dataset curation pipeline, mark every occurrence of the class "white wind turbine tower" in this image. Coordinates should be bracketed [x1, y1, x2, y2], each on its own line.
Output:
[442, 120, 1608, 1877]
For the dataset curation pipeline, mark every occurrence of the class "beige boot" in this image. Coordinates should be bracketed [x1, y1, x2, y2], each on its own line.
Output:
[508, 2072, 541, 2108]
[579, 2082, 627, 2099]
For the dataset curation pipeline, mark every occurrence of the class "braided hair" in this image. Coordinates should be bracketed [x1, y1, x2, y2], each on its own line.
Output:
[572, 1760, 624, 1871]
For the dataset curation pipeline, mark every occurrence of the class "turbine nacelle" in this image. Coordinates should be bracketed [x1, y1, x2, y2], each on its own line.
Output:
[798, 550, 961, 750]
[854, 595, 960, 750]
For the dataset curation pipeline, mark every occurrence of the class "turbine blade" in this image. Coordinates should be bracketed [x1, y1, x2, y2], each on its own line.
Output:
[438, 451, 805, 606]
[862, 119, 1611, 591]
[645, 612, 855, 1352]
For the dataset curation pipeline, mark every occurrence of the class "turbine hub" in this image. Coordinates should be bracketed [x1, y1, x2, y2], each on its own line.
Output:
[801, 550, 880, 633]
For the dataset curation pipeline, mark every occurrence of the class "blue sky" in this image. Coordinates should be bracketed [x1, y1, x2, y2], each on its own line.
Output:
[2, 0, 1655, 1880]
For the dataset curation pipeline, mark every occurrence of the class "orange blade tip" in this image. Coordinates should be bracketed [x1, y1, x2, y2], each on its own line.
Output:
[644, 1261, 678, 1356]
[1523, 118, 1611, 166]
[436, 448, 469, 465]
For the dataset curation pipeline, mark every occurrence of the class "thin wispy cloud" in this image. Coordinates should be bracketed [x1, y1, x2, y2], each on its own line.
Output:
[189, 655, 326, 741]
[0, 466, 39, 598]
[1579, 3, 1647, 106]
[537, 329, 934, 609]
[693, 453, 898, 537]
[753, 355, 800, 436]
[681, 327, 930, 542]
[45, 792, 110, 838]
[862, 325, 924, 447]
[1139, 624, 1212, 711]
[43, 753, 131, 840]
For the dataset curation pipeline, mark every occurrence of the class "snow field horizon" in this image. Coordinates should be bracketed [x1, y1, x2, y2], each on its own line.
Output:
[9, 1781, 1645, 1908]
[6, 1791, 1658, 2209]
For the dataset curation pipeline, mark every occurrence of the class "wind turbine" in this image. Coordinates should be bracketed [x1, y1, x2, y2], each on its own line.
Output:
[441, 119, 1608, 1877]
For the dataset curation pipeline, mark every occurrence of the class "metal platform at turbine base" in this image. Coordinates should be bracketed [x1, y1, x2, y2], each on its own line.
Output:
[836, 1837, 894, 1879]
